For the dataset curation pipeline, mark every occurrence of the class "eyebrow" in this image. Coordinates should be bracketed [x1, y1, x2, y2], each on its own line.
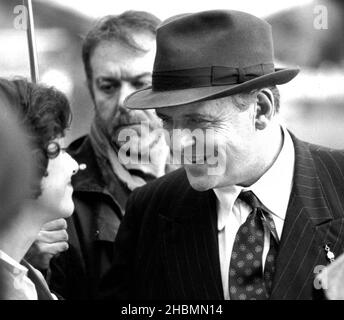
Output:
[98, 72, 152, 82]
[156, 112, 217, 121]
[184, 113, 216, 120]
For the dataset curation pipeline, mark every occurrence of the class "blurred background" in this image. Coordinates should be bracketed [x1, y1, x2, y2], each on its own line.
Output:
[0, 0, 343, 147]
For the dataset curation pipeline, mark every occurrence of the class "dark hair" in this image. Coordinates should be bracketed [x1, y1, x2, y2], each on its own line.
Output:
[10, 80, 72, 198]
[82, 10, 161, 90]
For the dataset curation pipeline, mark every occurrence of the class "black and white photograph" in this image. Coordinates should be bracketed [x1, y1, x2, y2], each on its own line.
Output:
[1, 0, 344, 305]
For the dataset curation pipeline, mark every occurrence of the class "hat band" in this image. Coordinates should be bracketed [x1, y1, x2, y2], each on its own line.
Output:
[152, 63, 275, 91]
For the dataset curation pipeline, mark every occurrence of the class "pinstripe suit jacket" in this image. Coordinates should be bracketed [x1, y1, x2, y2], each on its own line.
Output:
[103, 134, 344, 300]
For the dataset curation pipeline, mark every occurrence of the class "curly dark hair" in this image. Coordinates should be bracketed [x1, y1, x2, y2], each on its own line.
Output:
[82, 11, 161, 97]
[0, 78, 72, 198]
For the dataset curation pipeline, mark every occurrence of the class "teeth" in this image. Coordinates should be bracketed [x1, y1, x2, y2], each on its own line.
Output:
[188, 157, 206, 163]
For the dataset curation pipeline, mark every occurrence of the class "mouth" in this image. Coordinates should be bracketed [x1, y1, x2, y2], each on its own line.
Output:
[181, 154, 209, 165]
[115, 122, 142, 129]
[192, 155, 208, 164]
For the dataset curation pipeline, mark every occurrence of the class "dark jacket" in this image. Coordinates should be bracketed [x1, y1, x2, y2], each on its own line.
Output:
[49, 135, 130, 299]
[102, 135, 344, 300]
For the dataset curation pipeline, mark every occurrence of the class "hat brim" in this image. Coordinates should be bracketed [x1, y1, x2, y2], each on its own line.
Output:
[124, 68, 299, 110]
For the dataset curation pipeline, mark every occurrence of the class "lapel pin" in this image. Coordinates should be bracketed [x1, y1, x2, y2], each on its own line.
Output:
[324, 244, 335, 263]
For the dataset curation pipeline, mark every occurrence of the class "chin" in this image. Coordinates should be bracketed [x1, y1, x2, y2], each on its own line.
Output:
[185, 168, 218, 191]
[59, 201, 75, 218]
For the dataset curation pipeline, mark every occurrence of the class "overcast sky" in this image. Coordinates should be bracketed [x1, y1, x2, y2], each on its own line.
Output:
[44, 0, 314, 20]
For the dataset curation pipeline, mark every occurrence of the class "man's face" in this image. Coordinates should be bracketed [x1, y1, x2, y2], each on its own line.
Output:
[157, 97, 261, 191]
[89, 34, 162, 151]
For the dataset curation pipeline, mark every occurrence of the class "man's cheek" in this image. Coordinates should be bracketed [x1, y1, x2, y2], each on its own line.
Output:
[203, 132, 228, 176]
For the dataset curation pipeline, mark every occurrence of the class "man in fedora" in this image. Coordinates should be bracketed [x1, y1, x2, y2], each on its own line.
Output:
[102, 10, 344, 300]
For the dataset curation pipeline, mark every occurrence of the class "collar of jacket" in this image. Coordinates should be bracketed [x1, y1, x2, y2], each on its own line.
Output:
[21, 260, 54, 300]
[67, 135, 128, 216]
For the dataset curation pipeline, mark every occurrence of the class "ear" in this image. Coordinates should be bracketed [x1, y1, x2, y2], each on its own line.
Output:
[254, 88, 275, 130]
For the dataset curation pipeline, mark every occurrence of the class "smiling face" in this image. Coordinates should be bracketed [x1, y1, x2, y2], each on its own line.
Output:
[157, 96, 267, 191]
[90, 34, 163, 153]
[37, 138, 79, 218]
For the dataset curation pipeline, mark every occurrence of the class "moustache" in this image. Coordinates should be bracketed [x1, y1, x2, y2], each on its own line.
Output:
[112, 109, 162, 131]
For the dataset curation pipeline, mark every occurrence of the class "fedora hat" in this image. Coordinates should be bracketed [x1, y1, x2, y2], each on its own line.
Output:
[124, 10, 299, 110]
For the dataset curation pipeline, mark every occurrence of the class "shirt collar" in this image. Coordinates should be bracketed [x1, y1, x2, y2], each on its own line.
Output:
[0, 249, 28, 275]
[242, 126, 295, 221]
[214, 185, 243, 230]
[214, 125, 295, 229]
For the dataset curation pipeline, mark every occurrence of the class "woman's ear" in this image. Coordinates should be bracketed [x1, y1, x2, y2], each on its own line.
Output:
[255, 88, 275, 130]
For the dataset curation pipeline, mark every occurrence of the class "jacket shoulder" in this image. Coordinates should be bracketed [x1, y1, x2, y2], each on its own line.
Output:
[128, 168, 190, 210]
[308, 142, 344, 168]
[306, 142, 344, 218]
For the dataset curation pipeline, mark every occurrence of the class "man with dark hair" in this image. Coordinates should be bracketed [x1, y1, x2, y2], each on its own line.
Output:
[103, 10, 344, 300]
[46, 11, 170, 299]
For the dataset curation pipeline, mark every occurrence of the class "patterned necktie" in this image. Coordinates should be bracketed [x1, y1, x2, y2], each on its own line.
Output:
[229, 191, 279, 300]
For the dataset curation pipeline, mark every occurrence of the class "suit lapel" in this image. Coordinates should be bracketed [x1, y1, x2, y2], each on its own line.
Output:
[270, 135, 343, 300]
[21, 260, 54, 300]
[159, 184, 223, 299]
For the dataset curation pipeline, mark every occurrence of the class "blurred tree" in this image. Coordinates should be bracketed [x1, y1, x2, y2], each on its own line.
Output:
[267, 0, 344, 68]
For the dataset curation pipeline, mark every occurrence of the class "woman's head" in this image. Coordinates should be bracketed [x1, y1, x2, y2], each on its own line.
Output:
[0, 78, 79, 218]
[0, 102, 32, 225]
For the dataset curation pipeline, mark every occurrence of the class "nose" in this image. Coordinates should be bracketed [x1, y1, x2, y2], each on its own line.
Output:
[65, 153, 79, 176]
[118, 82, 136, 108]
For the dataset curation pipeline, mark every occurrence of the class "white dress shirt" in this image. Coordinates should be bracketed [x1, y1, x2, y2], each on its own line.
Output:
[0, 250, 38, 300]
[0, 250, 57, 300]
[214, 126, 295, 300]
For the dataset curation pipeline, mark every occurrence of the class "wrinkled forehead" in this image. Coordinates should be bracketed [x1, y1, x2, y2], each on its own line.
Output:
[90, 37, 156, 78]
[156, 96, 235, 119]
